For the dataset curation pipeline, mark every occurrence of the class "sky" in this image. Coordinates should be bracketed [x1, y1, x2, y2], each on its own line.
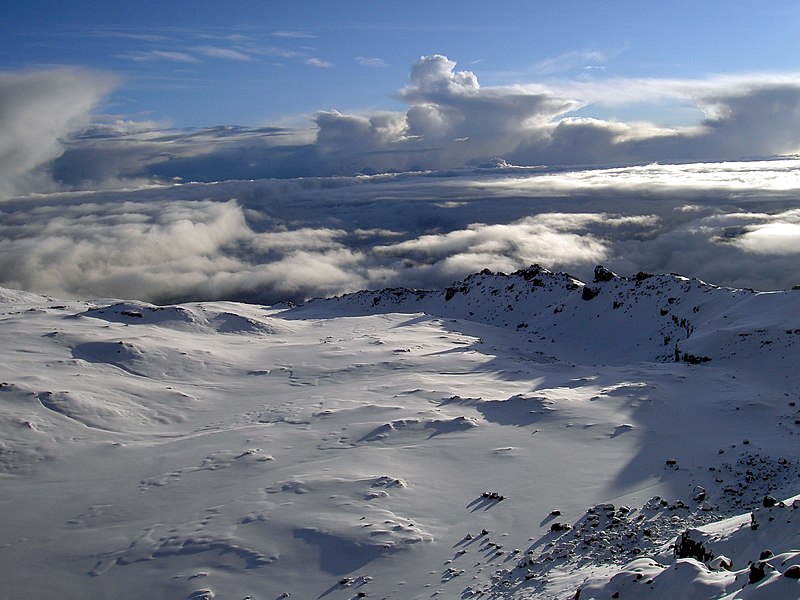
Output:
[4, 1, 800, 128]
[3, 2, 800, 302]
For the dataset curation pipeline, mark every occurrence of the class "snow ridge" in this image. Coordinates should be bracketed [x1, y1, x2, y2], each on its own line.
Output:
[297, 264, 798, 367]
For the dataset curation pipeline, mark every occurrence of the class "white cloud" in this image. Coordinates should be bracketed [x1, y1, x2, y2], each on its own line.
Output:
[193, 46, 251, 61]
[376, 216, 610, 270]
[0, 68, 116, 198]
[249, 46, 306, 59]
[272, 31, 316, 39]
[404, 54, 480, 96]
[531, 50, 610, 75]
[118, 50, 199, 63]
[726, 210, 800, 255]
[355, 56, 387, 68]
[306, 58, 333, 68]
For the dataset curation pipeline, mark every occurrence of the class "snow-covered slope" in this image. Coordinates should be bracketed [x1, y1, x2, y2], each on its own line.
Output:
[297, 265, 800, 370]
[1, 266, 799, 599]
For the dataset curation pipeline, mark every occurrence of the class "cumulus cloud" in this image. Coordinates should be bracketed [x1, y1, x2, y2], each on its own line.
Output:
[0, 68, 116, 197]
[19, 54, 800, 191]
[306, 57, 800, 176]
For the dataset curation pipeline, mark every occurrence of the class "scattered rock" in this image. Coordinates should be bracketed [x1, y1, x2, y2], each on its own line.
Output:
[749, 561, 767, 584]
[481, 491, 505, 501]
[675, 530, 714, 562]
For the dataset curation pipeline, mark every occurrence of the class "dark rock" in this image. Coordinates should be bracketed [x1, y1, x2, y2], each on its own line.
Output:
[581, 287, 599, 301]
[693, 487, 706, 502]
[593, 265, 617, 282]
[675, 530, 714, 562]
[763, 495, 778, 508]
[784, 565, 800, 579]
[682, 352, 712, 364]
[749, 561, 767, 584]
[481, 491, 505, 501]
[759, 550, 774, 560]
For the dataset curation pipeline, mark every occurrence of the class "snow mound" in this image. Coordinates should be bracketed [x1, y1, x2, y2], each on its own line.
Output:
[82, 301, 296, 335]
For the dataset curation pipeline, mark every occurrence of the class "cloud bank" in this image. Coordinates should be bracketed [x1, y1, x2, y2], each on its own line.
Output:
[2, 160, 800, 304]
[3, 57, 800, 303]
[6, 55, 800, 194]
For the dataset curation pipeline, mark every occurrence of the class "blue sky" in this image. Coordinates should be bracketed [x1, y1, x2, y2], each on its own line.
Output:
[5, 1, 800, 128]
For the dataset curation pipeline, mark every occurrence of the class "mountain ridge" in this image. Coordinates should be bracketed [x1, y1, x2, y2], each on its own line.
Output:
[293, 264, 799, 368]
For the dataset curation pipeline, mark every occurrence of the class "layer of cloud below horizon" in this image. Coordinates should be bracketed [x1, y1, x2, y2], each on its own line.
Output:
[2, 57, 800, 302]
[1, 161, 800, 304]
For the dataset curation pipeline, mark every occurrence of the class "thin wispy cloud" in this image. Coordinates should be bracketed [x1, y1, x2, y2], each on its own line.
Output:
[306, 57, 333, 68]
[355, 56, 387, 68]
[118, 50, 200, 63]
[86, 30, 172, 43]
[272, 30, 316, 39]
[193, 46, 251, 61]
[248, 45, 306, 59]
[531, 50, 611, 75]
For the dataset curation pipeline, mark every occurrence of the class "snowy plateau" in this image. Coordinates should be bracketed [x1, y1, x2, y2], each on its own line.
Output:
[2, 264, 800, 600]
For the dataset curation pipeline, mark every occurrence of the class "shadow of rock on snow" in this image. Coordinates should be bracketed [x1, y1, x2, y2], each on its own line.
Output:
[293, 528, 393, 575]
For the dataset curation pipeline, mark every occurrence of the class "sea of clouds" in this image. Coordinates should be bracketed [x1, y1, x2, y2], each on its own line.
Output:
[1, 56, 800, 303]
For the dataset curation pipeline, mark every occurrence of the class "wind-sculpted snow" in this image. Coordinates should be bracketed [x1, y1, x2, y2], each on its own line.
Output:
[1, 268, 800, 599]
